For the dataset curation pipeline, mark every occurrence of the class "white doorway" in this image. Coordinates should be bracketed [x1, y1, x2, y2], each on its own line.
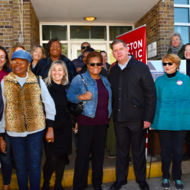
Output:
[71, 43, 107, 60]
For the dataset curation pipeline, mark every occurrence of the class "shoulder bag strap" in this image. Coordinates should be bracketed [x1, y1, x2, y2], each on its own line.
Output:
[80, 74, 88, 91]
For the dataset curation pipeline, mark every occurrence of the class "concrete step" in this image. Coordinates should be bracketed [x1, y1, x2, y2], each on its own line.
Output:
[1, 160, 190, 189]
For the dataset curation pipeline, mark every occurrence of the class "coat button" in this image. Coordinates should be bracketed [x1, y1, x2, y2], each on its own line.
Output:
[118, 109, 120, 111]
[134, 105, 136, 107]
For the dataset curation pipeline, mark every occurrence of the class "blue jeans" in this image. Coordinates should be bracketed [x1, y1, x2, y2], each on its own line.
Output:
[159, 130, 187, 180]
[0, 134, 12, 185]
[9, 130, 44, 190]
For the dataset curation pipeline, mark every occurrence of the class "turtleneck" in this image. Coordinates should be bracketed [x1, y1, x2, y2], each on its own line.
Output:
[166, 71, 177, 78]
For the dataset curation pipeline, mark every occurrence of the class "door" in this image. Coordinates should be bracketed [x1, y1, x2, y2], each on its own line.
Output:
[71, 43, 107, 60]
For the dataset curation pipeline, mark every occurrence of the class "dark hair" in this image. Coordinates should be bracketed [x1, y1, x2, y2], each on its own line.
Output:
[100, 50, 107, 56]
[0, 46, 10, 72]
[86, 51, 103, 65]
[81, 42, 91, 49]
[47, 37, 61, 56]
[111, 39, 127, 50]
[185, 43, 190, 49]
[83, 47, 95, 54]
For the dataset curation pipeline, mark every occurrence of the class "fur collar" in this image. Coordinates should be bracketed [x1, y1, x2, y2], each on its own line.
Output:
[5, 70, 38, 84]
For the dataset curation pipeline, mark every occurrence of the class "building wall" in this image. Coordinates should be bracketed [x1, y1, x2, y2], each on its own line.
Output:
[135, 0, 174, 60]
[0, 0, 39, 53]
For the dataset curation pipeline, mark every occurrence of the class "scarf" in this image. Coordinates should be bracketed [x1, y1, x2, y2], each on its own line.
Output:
[50, 80, 67, 93]
[171, 42, 183, 55]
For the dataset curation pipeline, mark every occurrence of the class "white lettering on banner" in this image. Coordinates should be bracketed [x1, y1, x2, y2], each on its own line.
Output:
[138, 49, 142, 57]
[127, 39, 143, 51]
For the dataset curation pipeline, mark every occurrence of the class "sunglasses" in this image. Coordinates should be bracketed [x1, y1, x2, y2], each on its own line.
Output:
[81, 46, 90, 50]
[89, 63, 102, 67]
[162, 62, 173, 66]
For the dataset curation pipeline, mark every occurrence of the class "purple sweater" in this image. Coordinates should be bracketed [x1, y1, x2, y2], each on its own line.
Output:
[77, 79, 109, 126]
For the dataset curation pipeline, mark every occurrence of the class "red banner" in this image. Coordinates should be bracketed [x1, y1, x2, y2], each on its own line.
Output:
[117, 25, 147, 64]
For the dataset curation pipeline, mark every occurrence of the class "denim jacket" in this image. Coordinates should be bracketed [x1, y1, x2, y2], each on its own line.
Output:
[67, 71, 112, 118]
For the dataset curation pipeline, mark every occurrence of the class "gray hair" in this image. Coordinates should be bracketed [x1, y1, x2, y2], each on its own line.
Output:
[45, 60, 69, 86]
[111, 39, 127, 50]
[170, 32, 182, 45]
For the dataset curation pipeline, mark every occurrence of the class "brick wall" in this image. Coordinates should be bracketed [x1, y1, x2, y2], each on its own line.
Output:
[135, 0, 174, 60]
[0, 0, 39, 53]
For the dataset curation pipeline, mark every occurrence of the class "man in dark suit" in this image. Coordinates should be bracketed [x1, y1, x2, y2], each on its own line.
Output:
[109, 39, 156, 190]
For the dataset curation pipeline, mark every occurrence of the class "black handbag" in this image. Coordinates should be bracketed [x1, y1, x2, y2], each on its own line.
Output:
[67, 74, 88, 115]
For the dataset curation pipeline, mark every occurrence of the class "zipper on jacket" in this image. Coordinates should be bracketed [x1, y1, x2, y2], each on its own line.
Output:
[19, 83, 27, 131]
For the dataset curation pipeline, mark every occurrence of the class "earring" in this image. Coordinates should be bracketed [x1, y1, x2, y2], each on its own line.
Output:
[27, 67, 29, 72]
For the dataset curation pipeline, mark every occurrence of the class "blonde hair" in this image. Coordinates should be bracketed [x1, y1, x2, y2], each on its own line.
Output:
[31, 45, 46, 60]
[45, 60, 69, 86]
[162, 54, 181, 69]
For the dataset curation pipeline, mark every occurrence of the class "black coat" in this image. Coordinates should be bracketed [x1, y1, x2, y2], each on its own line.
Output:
[108, 56, 157, 123]
[186, 59, 190, 77]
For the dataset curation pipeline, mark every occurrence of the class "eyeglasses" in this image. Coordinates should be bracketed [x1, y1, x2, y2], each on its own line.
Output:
[11, 60, 27, 66]
[81, 46, 90, 50]
[162, 62, 173, 66]
[89, 63, 102, 67]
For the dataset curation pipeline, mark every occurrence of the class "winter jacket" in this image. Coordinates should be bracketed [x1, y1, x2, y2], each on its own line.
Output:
[108, 56, 157, 123]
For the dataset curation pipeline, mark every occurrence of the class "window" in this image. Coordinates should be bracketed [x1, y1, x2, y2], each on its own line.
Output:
[174, 1, 190, 44]
[109, 26, 132, 41]
[42, 25, 67, 40]
[70, 26, 107, 40]
[174, 0, 189, 4]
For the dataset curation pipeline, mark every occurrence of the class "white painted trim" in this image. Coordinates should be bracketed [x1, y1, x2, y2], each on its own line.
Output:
[174, 4, 190, 8]
[174, 23, 190, 26]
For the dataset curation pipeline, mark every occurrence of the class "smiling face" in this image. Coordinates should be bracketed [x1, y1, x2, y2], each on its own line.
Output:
[185, 45, 190, 59]
[163, 59, 178, 74]
[49, 41, 61, 58]
[87, 57, 102, 78]
[51, 64, 65, 84]
[33, 47, 43, 61]
[112, 42, 129, 64]
[171, 36, 181, 48]
[0, 49, 7, 70]
[11, 58, 30, 78]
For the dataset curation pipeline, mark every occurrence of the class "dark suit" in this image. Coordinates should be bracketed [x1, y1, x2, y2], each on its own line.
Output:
[108, 56, 156, 182]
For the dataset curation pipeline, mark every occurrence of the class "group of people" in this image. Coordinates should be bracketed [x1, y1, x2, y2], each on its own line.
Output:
[0, 32, 189, 190]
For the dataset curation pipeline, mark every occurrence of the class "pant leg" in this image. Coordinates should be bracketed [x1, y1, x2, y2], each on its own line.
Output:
[9, 135, 28, 190]
[43, 156, 58, 186]
[91, 125, 107, 188]
[114, 122, 130, 181]
[185, 131, 190, 154]
[73, 124, 95, 190]
[172, 130, 187, 180]
[0, 134, 12, 185]
[27, 130, 44, 190]
[159, 130, 172, 180]
[54, 155, 66, 188]
[129, 121, 147, 182]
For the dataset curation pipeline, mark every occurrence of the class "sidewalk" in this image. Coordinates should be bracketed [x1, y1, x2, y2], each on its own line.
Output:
[85, 174, 190, 190]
